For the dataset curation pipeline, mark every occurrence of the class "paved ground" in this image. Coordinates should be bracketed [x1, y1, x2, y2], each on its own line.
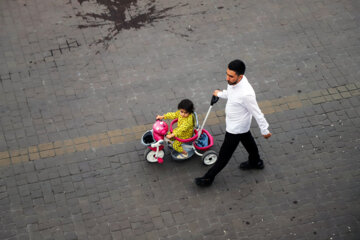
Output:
[1, 0, 360, 239]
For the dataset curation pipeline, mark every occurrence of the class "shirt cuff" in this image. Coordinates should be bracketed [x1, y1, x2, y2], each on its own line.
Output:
[217, 92, 225, 98]
[261, 129, 270, 136]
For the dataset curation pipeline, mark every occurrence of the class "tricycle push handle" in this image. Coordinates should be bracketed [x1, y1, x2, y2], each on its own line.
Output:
[210, 95, 219, 106]
[198, 95, 219, 140]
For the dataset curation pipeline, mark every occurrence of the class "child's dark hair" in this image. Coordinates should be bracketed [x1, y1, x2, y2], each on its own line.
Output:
[178, 99, 194, 113]
[228, 59, 246, 75]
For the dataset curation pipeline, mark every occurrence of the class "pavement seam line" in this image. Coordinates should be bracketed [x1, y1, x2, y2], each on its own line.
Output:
[0, 83, 359, 166]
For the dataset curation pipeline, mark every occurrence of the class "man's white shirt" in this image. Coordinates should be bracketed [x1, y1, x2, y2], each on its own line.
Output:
[217, 76, 270, 135]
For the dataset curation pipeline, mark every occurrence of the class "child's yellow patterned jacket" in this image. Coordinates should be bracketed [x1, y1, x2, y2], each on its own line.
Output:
[164, 110, 194, 139]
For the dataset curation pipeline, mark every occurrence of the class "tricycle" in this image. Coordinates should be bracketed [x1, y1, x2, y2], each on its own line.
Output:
[141, 96, 219, 165]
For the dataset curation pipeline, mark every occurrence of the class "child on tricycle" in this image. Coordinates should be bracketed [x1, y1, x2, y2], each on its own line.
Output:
[156, 99, 195, 159]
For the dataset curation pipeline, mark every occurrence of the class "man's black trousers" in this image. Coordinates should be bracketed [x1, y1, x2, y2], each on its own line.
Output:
[204, 131, 261, 179]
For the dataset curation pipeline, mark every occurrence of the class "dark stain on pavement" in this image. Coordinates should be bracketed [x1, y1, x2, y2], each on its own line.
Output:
[75, 0, 180, 48]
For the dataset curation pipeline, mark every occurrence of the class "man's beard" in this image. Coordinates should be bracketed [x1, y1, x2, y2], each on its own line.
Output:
[228, 79, 238, 85]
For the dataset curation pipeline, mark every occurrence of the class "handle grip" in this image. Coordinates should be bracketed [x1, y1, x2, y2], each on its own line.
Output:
[210, 95, 219, 106]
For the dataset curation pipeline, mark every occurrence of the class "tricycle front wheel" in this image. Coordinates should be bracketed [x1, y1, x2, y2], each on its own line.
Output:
[144, 149, 164, 163]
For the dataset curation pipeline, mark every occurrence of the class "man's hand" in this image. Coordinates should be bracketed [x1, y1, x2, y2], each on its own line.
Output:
[213, 89, 221, 96]
[263, 133, 272, 139]
[156, 115, 164, 120]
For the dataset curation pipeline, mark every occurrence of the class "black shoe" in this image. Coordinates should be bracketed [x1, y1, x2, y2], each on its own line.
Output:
[195, 177, 214, 187]
[239, 160, 264, 170]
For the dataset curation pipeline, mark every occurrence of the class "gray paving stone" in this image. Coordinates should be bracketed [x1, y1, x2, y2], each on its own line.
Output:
[0, 0, 360, 239]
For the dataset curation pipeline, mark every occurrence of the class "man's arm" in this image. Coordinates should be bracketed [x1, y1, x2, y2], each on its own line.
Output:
[244, 95, 272, 138]
[214, 89, 228, 99]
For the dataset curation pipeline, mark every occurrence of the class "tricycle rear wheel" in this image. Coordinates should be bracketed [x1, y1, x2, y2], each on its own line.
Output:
[202, 150, 218, 166]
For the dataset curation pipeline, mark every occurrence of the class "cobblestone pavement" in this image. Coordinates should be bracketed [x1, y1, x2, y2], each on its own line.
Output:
[1, 0, 360, 239]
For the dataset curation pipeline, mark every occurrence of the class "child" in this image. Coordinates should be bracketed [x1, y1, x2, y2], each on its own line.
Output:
[156, 99, 195, 159]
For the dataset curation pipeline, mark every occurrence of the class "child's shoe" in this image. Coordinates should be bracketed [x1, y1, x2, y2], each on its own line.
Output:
[177, 152, 188, 159]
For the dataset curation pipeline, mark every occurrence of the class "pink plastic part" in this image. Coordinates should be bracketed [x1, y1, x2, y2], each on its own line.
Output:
[169, 119, 177, 132]
[169, 119, 214, 148]
[157, 158, 163, 164]
[148, 145, 164, 152]
[153, 120, 168, 141]
[194, 129, 214, 151]
[169, 119, 199, 143]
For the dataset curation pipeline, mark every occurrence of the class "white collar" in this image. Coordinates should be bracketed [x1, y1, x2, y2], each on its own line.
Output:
[229, 76, 246, 88]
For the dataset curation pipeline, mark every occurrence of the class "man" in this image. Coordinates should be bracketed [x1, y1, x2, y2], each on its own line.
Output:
[195, 59, 272, 187]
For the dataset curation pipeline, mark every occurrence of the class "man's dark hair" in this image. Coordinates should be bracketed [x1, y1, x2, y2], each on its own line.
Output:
[228, 59, 246, 75]
[178, 99, 194, 113]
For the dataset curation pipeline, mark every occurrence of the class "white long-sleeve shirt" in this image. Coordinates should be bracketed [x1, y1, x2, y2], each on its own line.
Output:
[217, 76, 270, 135]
